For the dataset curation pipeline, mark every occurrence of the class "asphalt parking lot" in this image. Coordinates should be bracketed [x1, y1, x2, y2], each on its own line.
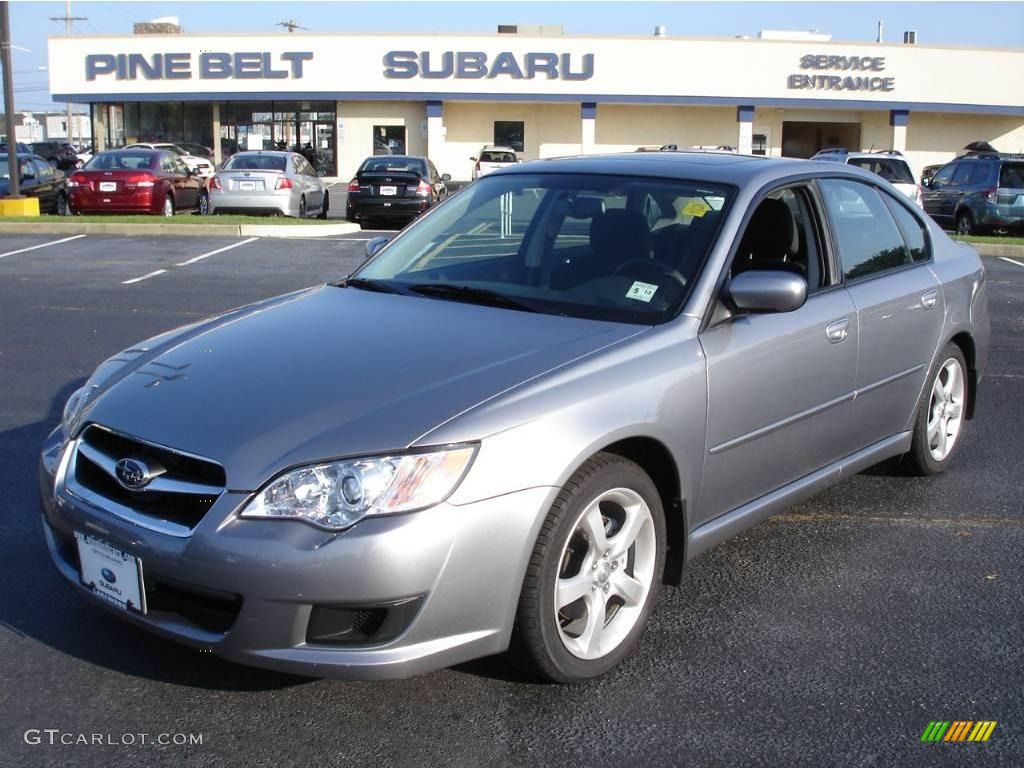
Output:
[0, 233, 1022, 767]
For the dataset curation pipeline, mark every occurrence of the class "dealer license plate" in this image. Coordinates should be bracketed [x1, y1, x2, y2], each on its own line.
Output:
[99, 181, 117, 192]
[74, 531, 146, 613]
[379, 185, 397, 196]
[239, 180, 256, 191]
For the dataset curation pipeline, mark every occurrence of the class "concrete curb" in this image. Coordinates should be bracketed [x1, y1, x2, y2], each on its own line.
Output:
[0, 220, 362, 238]
[972, 242, 1024, 258]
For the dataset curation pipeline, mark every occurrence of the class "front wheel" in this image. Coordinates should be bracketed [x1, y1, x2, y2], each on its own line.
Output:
[55, 192, 68, 216]
[198, 191, 210, 216]
[317, 192, 329, 220]
[511, 453, 665, 682]
[298, 195, 307, 219]
[903, 343, 968, 475]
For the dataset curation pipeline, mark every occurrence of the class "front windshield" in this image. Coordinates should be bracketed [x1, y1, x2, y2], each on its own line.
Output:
[354, 173, 733, 324]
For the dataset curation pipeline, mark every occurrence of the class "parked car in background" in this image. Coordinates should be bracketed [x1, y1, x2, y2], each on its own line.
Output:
[471, 145, 518, 180]
[922, 152, 1024, 235]
[0, 141, 33, 154]
[67, 148, 202, 216]
[30, 141, 83, 172]
[346, 155, 450, 226]
[40, 152, 988, 682]
[179, 142, 214, 159]
[921, 164, 943, 186]
[811, 149, 922, 207]
[124, 142, 214, 177]
[0, 152, 68, 214]
[202, 151, 328, 218]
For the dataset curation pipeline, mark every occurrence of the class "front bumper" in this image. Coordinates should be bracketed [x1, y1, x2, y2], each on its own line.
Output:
[38, 427, 554, 679]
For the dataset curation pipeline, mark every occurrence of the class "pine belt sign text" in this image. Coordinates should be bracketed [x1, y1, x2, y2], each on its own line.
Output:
[85, 52, 315, 81]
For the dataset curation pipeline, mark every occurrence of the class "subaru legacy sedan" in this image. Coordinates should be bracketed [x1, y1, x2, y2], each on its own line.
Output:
[39, 152, 988, 682]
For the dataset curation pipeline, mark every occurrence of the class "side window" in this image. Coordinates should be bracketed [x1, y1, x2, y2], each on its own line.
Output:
[159, 153, 175, 173]
[965, 163, 992, 186]
[951, 163, 974, 185]
[428, 161, 439, 180]
[884, 196, 930, 263]
[175, 158, 190, 176]
[33, 159, 53, 178]
[820, 179, 911, 281]
[732, 186, 827, 292]
[931, 164, 956, 187]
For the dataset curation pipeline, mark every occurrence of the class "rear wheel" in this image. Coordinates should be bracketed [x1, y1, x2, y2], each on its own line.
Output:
[55, 192, 68, 216]
[903, 343, 968, 475]
[956, 210, 974, 236]
[162, 195, 174, 218]
[511, 453, 665, 682]
[317, 192, 329, 220]
[298, 195, 307, 219]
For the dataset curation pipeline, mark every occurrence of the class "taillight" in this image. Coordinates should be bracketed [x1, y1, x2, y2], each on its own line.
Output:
[275, 176, 293, 190]
[67, 172, 90, 189]
[415, 179, 431, 197]
[209, 176, 222, 190]
[128, 173, 156, 188]
[983, 188, 997, 204]
[347, 178, 360, 193]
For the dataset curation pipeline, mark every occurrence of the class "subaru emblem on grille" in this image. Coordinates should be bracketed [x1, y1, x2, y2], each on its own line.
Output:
[115, 458, 152, 490]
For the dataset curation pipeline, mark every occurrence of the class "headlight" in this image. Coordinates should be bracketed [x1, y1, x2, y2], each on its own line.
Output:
[61, 385, 98, 435]
[239, 446, 476, 531]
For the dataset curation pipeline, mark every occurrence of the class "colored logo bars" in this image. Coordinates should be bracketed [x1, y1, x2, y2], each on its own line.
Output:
[921, 721, 998, 742]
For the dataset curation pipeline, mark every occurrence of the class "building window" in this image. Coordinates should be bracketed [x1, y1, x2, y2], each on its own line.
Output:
[752, 133, 767, 156]
[494, 121, 524, 153]
[373, 125, 406, 155]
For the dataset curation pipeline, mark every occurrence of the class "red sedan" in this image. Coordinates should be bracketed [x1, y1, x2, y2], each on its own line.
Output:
[67, 148, 202, 216]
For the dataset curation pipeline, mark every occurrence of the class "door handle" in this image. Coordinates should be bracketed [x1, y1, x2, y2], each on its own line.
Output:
[825, 318, 849, 344]
[921, 289, 938, 310]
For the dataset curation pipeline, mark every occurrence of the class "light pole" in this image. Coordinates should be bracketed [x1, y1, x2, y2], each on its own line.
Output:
[1, 0, 20, 197]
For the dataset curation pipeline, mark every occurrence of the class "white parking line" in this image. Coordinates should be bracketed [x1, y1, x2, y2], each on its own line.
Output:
[175, 237, 259, 266]
[998, 256, 1024, 268]
[0, 234, 86, 259]
[121, 269, 167, 285]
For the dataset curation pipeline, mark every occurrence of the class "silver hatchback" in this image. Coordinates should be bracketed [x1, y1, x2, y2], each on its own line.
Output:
[40, 152, 989, 682]
[203, 150, 329, 218]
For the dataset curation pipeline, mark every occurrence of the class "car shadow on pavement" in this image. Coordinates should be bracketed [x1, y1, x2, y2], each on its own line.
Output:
[0, 381, 312, 692]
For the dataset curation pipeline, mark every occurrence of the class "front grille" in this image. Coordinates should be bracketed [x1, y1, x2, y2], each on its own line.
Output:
[71, 425, 225, 532]
[145, 576, 242, 634]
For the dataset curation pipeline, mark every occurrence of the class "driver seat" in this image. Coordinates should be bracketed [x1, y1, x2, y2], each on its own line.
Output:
[589, 210, 653, 277]
[731, 198, 805, 278]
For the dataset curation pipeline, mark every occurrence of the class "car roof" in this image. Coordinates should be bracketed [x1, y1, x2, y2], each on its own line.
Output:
[490, 150, 859, 187]
[228, 150, 296, 158]
[362, 155, 427, 162]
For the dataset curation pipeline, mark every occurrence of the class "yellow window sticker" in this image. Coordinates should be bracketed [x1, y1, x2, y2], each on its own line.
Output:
[682, 200, 711, 217]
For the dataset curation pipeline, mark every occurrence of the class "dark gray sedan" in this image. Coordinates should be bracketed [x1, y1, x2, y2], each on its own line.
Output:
[40, 152, 989, 682]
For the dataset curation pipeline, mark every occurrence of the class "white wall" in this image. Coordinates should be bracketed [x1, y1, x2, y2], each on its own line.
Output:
[336, 101, 426, 181]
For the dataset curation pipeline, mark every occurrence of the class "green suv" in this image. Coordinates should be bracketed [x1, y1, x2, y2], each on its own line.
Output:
[921, 152, 1024, 235]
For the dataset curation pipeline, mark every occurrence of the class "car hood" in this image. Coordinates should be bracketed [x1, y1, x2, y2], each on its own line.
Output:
[82, 286, 644, 490]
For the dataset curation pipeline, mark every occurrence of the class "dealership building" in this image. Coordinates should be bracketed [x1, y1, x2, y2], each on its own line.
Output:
[48, 25, 1024, 181]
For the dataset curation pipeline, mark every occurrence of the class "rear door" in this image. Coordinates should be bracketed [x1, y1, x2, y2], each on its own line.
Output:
[698, 184, 860, 522]
[996, 161, 1024, 223]
[819, 178, 944, 451]
[31, 158, 57, 211]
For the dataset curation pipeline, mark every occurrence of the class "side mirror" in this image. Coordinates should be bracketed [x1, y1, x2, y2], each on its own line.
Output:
[441, 173, 452, 182]
[728, 270, 807, 313]
[365, 236, 390, 259]
[922, 177, 932, 188]
[469, 156, 477, 162]
[21, 172, 35, 181]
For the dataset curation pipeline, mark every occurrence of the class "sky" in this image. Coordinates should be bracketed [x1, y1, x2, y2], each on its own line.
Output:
[5, 0, 1024, 111]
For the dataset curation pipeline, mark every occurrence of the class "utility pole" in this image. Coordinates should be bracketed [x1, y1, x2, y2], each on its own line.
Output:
[276, 20, 307, 33]
[1, 0, 19, 197]
[51, 1, 86, 146]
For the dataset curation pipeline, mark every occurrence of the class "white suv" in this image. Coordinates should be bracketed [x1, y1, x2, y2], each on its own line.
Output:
[471, 146, 518, 180]
[812, 149, 922, 207]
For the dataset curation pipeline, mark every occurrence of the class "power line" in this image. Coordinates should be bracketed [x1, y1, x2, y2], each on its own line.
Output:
[276, 20, 307, 33]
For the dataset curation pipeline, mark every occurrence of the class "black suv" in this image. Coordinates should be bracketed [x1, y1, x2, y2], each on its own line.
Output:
[30, 141, 82, 172]
[922, 152, 1024, 235]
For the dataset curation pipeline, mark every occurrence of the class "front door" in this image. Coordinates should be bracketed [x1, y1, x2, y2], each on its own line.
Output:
[698, 186, 859, 522]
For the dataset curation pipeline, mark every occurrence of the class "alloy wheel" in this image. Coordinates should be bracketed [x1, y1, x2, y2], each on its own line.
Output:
[927, 357, 965, 462]
[554, 487, 656, 660]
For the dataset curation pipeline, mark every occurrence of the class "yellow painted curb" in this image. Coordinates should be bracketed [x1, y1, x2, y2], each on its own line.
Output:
[0, 197, 41, 217]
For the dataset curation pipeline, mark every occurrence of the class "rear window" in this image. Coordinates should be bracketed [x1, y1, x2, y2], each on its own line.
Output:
[999, 163, 1024, 189]
[85, 152, 157, 171]
[846, 157, 915, 184]
[360, 157, 428, 175]
[223, 154, 287, 172]
[480, 151, 516, 163]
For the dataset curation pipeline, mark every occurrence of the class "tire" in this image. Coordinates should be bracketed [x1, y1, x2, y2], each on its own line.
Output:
[510, 452, 666, 683]
[317, 192, 329, 220]
[198, 191, 210, 216]
[346, 208, 357, 223]
[902, 342, 969, 476]
[956, 210, 974, 236]
[55, 192, 68, 216]
[162, 195, 174, 218]
[298, 195, 307, 219]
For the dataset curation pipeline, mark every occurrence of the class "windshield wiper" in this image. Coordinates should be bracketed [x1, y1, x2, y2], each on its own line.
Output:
[406, 283, 540, 313]
[335, 277, 407, 295]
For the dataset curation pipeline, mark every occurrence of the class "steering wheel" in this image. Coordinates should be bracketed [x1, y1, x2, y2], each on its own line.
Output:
[613, 259, 688, 290]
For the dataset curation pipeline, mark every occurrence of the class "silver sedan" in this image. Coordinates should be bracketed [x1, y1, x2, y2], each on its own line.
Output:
[202, 151, 329, 218]
[40, 152, 988, 683]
